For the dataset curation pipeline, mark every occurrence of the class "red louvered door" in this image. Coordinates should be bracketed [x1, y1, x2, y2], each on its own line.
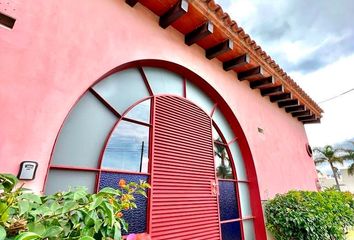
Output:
[150, 95, 221, 240]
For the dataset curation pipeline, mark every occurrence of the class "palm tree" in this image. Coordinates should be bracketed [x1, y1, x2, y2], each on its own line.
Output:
[348, 162, 354, 175]
[313, 145, 348, 191]
[344, 141, 354, 175]
[214, 139, 232, 179]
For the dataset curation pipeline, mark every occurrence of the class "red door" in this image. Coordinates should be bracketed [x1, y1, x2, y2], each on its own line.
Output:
[150, 95, 221, 239]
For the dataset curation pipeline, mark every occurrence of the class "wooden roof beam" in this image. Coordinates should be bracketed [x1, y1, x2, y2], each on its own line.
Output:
[126, 0, 138, 7]
[261, 85, 284, 96]
[185, 21, 213, 46]
[250, 76, 274, 89]
[206, 40, 233, 59]
[292, 110, 311, 117]
[278, 99, 299, 108]
[159, 0, 189, 29]
[269, 93, 292, 102]
[237, 66, 264, 81]
[223, 54, 250, 71]
[0, 12, 16, 29]
[285, 105, 306, 113]
[299, 114, 316, 122]
[302, 118, 321, 124]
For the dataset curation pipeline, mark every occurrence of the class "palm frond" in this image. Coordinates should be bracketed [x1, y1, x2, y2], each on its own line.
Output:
[330, 156, 345, 165]
[348, 163, 354, 175]
[343, 151, 354, 161]
[313, 144, 354, 168]
[314, 157, 327, 165]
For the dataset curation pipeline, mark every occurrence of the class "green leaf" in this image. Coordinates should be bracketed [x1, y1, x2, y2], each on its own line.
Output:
[27, 223, 45, 236]
[0, 206, 10, 222]
[81, 226, 95, 237]
[101, 202, 114, 227]
[136, 189, 147, 198]
[43, 226, 63, 238]
[0, 225, 6, 240]
[113, 223, 121, 240]
[19, 194, 42, 204]
[89, 196, 103, 210]
[61, 224, 71, 236]
[79, 237, 95, 240]
[18, 200, 30, 216]
[30, 204, 51, 217]
[49, 201, 61, 213]
[0, 202, 8, 214]
[119, 218, 128, 232]
[0, 174, 18, 192]
[73, 189, 87, 201]
[70, 210, 84, 225]
[62, 201, 78, 213]
[141, 182, 151, 189]
[84, 211, 97, 227]
[14, 232, 41, 240]
[98, 187, 118, 195]
[94, 219, 103, 233]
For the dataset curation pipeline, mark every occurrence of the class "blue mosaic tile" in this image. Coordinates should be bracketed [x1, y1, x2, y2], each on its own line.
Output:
[219, 180, 239, 221]
[99, 172, 148, 234]
[221, 221, 242, 240]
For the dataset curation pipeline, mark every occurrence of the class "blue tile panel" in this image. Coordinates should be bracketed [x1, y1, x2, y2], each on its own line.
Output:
[99, 172, 148, 234]
[221, 221, 242, 240]
[219, 180, 239, 221]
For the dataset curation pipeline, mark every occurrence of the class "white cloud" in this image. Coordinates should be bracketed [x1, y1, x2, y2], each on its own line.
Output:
[293, 54, 354, 100]
[284, 53, 354, 147]
[275, 34, 350, 64]
[294, 54, 354, 147]
[218, 0, 354, 147]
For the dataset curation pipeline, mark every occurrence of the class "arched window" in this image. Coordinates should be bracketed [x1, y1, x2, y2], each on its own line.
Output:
[45, 63, 258, 239]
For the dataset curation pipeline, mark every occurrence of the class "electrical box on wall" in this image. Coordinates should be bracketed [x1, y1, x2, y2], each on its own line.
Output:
[18, 161, 38, 180]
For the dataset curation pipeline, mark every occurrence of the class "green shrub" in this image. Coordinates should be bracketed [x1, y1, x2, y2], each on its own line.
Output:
[0, 173, 150, 240]
[265, 190, 354, 240]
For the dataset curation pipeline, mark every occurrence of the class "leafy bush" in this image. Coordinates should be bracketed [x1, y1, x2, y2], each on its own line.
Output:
[265, 190, 354, 240]
[0, 173, 150, 240]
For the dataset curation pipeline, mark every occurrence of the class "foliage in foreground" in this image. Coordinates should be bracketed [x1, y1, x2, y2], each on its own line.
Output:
[0, 173, 150, 240]
[265, 190, 354, 240]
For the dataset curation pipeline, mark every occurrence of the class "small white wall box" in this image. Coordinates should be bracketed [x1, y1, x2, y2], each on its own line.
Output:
[18, 161, 38, 180]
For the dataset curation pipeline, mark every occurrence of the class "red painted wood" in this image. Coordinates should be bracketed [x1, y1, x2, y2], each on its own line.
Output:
[151, 95, 220, 240]
[138, 67, 154, 96]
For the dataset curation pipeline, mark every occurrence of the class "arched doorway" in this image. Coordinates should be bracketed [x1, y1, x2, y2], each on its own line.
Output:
[44, 61, 264, 239]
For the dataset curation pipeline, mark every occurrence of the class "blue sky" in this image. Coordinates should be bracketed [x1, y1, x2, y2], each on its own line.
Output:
[217, 0, 354, 147]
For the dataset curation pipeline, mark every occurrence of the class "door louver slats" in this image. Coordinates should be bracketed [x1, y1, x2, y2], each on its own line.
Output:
[151, 96, 221, 240]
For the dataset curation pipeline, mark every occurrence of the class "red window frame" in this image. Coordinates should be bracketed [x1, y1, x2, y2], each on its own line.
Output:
[43, 60, 267, 240]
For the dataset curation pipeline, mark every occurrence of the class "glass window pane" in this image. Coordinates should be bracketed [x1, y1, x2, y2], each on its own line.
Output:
[230, 142, 247, 181]
[213, 109, 235, 143]
[221, 221, 242, 240]
[124, 99, 151, 123]
[102, 120, 149, 172]
[238, 183, 253, 218]
[219, 181, 239, 221]
[143, 67, 183, 96]
[99, 172, 148, 234]
[212, 126, 224, 144]
[215, 143, 234, 179]
[186, 80, 214, 114]
[52, 92, 117, 168]
[92, 68, 150, 114]
[45, 169, 96, 194]
[243, 219, 256, 240]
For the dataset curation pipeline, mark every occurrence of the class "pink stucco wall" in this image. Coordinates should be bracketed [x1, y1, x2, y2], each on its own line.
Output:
[0, 0, 317, 198]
